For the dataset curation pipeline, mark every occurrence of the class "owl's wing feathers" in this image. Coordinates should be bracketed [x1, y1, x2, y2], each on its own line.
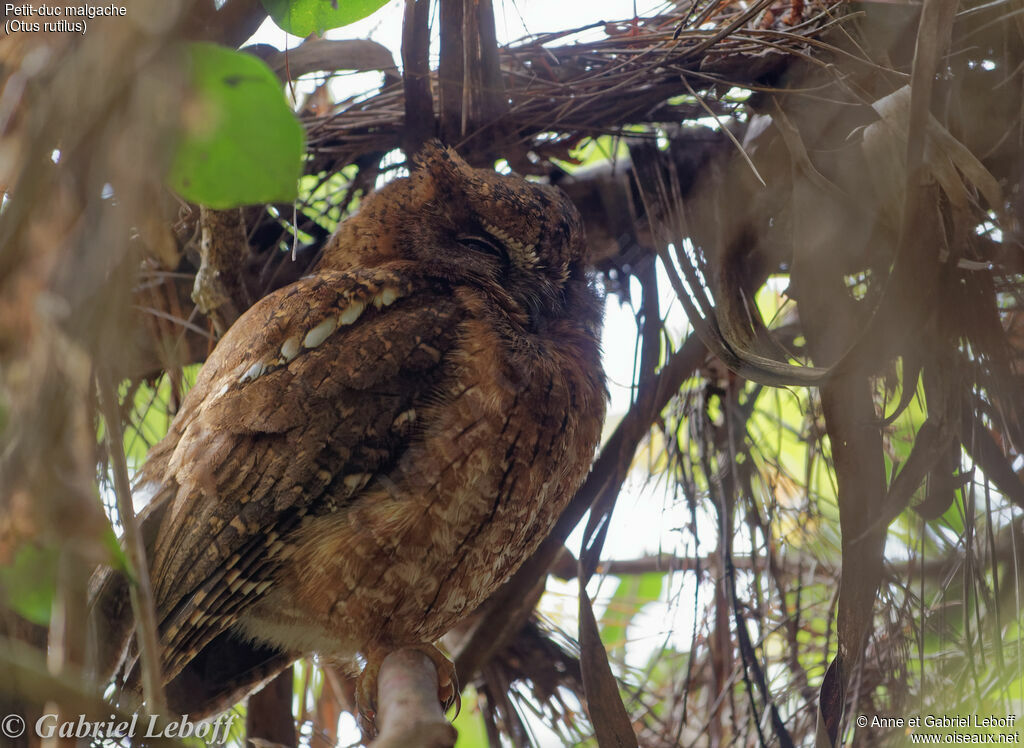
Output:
[141, 266, 462, 681]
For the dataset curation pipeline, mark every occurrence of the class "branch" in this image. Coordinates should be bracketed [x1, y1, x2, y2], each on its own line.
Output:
[250, 38, 400, 80]
[436, 0, 464, 144]
[369, 650, 457, 748]
[96, 371, 166, 715]
[181, 0, 267, 48]
[554, 535, 1024, 592]
[191, 207, 252, 337]
[246, 667, 296, 748]
[554, 553, 818, 580]
[402, 0, 434, 155]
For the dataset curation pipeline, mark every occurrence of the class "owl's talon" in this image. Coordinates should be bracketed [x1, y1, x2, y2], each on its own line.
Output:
[411, 643, 460, 717]
[358, 644, 459, 735]
[355, 659, 382, 738]
[443, 681, 462, 719]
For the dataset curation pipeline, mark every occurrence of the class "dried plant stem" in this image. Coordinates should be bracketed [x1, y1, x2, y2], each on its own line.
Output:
[96, 371, 166, 716]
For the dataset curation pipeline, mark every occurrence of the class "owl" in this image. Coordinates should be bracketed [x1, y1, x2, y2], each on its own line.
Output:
[89, 143, 607, 723]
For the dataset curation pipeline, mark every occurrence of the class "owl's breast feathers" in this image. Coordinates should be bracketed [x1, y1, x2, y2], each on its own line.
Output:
[128, 255, 603, 685]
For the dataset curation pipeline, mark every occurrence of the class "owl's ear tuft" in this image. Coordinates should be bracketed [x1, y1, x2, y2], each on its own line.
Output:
[413, 141, 474, 191]
[412, 140, 449, 167]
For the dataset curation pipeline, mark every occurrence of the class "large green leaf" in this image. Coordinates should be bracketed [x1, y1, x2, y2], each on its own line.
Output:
[261, 0, 389, 37]
[0, 544, 57, 626]
[169, 43, 305, 209]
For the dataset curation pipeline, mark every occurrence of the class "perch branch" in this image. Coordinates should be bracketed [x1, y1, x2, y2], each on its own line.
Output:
[369, 650, 457, 748]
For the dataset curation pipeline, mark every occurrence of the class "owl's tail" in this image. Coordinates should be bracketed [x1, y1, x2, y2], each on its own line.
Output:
[86, 481, 293, 717]
[86, 563, 135, 685]
[163, 629, 292, 716]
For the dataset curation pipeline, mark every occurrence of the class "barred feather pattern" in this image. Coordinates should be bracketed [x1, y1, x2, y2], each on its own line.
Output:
[89, 143, 606, 715]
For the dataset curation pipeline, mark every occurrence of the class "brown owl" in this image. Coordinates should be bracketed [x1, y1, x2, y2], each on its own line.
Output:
[89, 143, 606, 723]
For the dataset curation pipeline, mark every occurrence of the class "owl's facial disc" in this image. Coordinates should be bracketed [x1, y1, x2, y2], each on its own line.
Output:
[415, 143, 588, 282]
[402, 142, 595, 331]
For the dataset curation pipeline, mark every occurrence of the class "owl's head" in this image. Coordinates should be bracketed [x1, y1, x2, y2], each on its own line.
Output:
[323, 143, 596, 330]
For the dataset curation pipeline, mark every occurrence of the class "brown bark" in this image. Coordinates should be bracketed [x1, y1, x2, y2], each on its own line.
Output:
[246, 667, 297, 748]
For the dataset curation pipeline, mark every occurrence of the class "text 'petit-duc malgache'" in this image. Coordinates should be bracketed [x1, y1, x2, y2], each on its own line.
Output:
[4, 4, 126, 17]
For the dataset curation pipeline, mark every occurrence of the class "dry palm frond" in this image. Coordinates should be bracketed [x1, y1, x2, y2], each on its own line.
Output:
[302, 3, 851, 176]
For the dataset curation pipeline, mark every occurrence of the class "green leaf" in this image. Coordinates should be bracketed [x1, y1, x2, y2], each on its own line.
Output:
[101, 522, 134, 580]
[169, 43, 305, 209]
[0, 544, 58, 625]
[261, 0, 389, 37]
[451, 687, 488, 748]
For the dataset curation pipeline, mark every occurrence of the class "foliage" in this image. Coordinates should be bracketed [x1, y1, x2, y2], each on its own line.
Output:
[0, 545, 57, 626]
[260, 0, 390, 37]
[169, 43, 305, 209]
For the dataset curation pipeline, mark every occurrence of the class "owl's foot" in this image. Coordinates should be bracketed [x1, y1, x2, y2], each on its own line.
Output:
[356, 644, 460, 737]
[417, 643, 460, 716]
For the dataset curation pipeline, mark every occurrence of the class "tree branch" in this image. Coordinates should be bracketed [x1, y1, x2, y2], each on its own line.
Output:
[96, 371, 166, 715]
[192, 207, 252, 337]
[246, 666, 296, 748]
[402, 0, 434, 156]
[370, 650, 457, 748]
